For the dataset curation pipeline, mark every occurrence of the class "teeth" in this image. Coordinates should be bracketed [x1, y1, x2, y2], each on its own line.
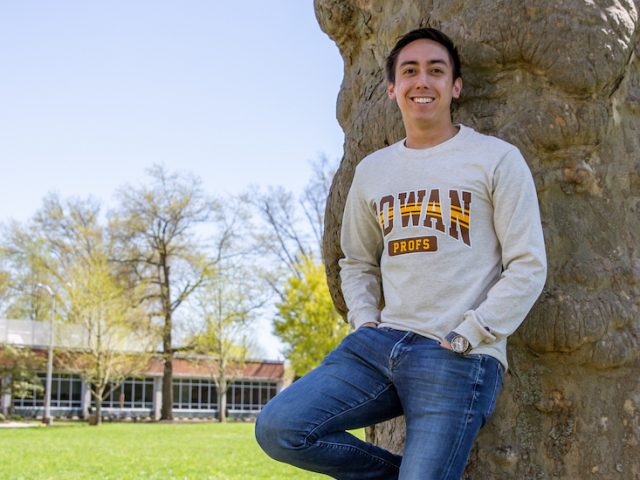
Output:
[414, 97, 434, 104]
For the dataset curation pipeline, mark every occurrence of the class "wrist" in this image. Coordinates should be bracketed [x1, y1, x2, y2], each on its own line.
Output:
[359, 322, 378, 329]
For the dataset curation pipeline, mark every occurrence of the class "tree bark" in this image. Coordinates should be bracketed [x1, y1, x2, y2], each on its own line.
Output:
[316, 0, 640, 477]
[161, 353, 173, 421]
[93, 388, 103, 427]
[218, 389, 227, 423]
[161, 255, 174, 421]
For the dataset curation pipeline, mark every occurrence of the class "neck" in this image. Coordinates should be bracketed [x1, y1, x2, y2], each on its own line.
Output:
[405, 123, 459, 149]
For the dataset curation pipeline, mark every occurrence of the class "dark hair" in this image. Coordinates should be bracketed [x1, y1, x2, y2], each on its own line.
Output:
[385, 28, 461, 84]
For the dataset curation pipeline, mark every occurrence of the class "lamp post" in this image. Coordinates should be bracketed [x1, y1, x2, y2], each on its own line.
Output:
[36, 283, 55, 425]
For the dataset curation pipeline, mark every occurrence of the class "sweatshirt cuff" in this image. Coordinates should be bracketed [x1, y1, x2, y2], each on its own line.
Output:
[348, 308, 381, 330]
[454, 310, 497, 348]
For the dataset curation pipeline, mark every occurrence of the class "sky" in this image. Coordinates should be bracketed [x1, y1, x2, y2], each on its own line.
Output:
[0, 1, 345, 359]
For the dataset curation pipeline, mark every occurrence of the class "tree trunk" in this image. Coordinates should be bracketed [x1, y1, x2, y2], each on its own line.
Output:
[161, 354, 173, 421]
[94, 397, 102, 426]
[218, 390, 227, 423]
[316, 1, 640, 478]
[217, 374, 228, 423]
[92, 388, 104, 427]
[160, 254, 174, 421]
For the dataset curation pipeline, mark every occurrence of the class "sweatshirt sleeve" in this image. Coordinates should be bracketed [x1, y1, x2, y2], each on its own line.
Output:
[454, 148, 547, 348]
[338, 166, 384, 329]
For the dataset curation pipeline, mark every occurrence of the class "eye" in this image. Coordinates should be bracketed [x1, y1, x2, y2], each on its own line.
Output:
[402, 67, 416, 75]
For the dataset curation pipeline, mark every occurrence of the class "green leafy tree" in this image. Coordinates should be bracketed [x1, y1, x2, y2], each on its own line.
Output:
[1, 195, 154, 424]
[1, 194, 110, 320]
[251, 158, 342, 375]
[275, 257, 349, 377]
[0, 221, 54, 321]
[0, 268, 10, 309]
[188, 208, 265, 422]
[0, 345, 45, 414]
[60, 257, 153, 426]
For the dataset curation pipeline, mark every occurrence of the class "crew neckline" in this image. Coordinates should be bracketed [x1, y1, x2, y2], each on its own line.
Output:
[396, 124, 470, 158]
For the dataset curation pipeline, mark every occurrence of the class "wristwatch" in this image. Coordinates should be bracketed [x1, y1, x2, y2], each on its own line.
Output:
[445, 331, 471, 354]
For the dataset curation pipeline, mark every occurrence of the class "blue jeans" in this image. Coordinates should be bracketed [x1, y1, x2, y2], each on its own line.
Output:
[255, 327, 504, 480]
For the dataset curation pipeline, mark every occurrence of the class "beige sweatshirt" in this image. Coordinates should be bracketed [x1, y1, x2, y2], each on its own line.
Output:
[339, 125, 547, 369]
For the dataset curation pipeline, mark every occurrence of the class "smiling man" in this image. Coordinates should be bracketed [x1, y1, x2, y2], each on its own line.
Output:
[255, 28, 547, 480]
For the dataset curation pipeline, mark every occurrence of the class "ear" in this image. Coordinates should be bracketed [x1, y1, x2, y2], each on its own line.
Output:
[387, 81, 396, 100]
[452, 77, 462, 99]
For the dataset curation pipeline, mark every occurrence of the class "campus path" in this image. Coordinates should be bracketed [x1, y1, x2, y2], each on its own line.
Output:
[0, 422, 41, 428]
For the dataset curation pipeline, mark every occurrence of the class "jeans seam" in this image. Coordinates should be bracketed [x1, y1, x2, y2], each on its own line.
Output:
[486, 361, 503, 419]
[304, 382, 395, 446]
[388, 331, 413, 373]
[441, 358, 484, 479]
[315, 439, 400, 470]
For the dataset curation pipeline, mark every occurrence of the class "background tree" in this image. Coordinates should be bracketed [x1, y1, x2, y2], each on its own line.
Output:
[0, 268, 10, 311]
[252, 157, 347, 372]
[0, 222, 54, 320]
[60, 257, 153, 426]
[1, 194, 155, 425]
[190, 262, 265, 422]
[316, 1, 640, 477]
[0, 345, 45, 415]
[1, 194, 106, 320]
[110, 165, 219, 421]
[275, 256, 348, 377]
[252, 157, 334, 296]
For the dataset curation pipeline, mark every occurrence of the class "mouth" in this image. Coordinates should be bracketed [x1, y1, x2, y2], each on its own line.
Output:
[411, 96, 435, 104]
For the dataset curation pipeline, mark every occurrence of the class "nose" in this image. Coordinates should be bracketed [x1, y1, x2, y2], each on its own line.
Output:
[415, 70, 430, 88]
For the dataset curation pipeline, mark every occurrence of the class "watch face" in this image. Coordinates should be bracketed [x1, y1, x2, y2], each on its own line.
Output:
[451, 336, 469, 353]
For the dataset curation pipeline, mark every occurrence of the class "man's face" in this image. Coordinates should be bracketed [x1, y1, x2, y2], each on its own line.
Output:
[387, 39, 462, 132]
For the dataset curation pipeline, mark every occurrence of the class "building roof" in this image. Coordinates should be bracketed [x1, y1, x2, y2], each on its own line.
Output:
[2, 345, 285, 382]
[147, 356, 285, 380]
[0, 318, 148, 352]
[1, 319, 285, 381]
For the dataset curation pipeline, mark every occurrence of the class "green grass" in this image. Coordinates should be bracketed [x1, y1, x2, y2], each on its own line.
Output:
[0, 422, 365, 479]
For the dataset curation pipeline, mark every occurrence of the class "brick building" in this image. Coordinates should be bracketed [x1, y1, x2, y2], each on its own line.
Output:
[0, 319, 285, 420]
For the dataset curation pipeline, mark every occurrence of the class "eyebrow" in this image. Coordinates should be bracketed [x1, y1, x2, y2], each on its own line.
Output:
[399, 59, 449, 68]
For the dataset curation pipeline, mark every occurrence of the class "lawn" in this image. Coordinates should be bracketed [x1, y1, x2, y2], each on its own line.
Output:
[0, 422, 364, 479]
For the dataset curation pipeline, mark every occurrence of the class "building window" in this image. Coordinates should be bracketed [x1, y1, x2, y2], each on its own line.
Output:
[13, 373, 82, 409]
[98, 377, 154, 409]
[170, 379, 277, 412]
[228, 381, 277, 412]
[173, 378, 217, 410]
[11, 374, 279, 413]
